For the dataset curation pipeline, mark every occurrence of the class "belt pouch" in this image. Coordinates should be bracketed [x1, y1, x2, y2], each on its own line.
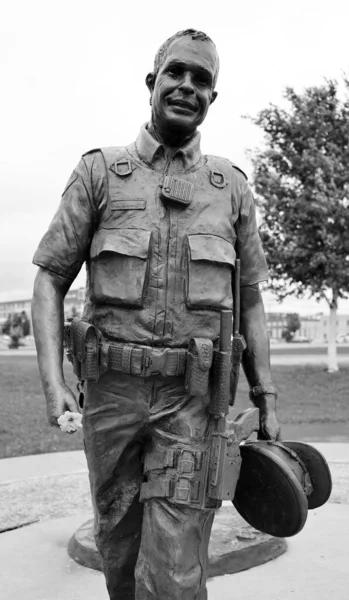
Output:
[71, 319, 100, 382]
[185, 338, 213, 396]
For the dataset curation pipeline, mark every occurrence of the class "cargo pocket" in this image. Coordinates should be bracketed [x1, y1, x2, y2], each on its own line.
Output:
[90, 228, 151, 307]
[184, 234, 235, 310]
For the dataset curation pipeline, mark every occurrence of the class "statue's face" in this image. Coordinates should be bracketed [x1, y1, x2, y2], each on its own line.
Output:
[149, 37, 218, 135]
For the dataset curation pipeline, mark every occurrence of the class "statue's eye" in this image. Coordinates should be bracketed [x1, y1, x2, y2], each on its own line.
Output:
[195, 73, 211, 86]
[167, 66, 182, 78]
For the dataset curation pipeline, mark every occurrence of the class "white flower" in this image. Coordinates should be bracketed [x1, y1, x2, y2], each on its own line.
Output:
[57, 411, 82, 433]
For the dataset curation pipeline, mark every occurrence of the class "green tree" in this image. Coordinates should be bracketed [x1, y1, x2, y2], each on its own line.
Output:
[282, 313, 301, 342]
[249, 78, 349, 371]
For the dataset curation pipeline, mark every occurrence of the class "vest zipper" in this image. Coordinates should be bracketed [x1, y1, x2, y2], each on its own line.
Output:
[162, 157, 172, 338]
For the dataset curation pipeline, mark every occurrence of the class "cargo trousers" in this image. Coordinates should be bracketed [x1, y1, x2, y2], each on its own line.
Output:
[83, 370, 216, 600]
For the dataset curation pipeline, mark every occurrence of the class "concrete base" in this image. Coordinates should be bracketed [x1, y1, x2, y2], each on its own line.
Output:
[1, 505, 348, 599]
[68, 506, 287, 577]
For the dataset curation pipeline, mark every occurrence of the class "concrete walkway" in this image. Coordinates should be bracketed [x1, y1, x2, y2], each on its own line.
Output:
[0, 444, 349, 599]
[1, 443, 349, 484]
[0, 450, 88, 484]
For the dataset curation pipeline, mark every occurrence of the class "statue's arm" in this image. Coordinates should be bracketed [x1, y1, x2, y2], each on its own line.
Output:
[232, 175, 280, 439]
[240, 283, 271, 387]
[32, 267, 79, 427]
[240, 283, 280, 440]
[30, 152, 106, 427]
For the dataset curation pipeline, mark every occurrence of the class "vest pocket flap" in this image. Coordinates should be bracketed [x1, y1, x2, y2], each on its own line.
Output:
[91, 229, 151, 259]
[187, 234, 236, 266]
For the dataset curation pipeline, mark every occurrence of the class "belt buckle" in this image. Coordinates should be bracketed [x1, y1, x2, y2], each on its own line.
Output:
[142, 347, 168, 376]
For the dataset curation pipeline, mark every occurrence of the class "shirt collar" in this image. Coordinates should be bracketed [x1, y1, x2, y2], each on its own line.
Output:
[135, 123, 202, 170]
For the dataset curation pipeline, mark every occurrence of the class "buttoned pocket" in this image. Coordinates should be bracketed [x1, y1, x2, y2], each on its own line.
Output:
[184, 234, 235, 310]
[90, 228, 151, 307]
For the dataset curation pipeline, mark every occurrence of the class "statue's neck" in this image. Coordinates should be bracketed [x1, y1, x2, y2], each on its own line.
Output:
[147, 120, 196, 151]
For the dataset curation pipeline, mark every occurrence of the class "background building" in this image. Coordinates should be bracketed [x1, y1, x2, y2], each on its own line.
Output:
[321, 314, 349, 342]
[63, 288, 86, 319]
[266, 313, 288, 340]
[0, 299, 32, 327]
[0, 288, 86, 335]
[296, 314, 323, 342]
[265, 312, 341, 342]
[1, 291, 349, 344]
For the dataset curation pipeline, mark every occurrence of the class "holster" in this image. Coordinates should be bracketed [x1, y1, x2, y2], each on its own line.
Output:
[206, 431, 242, 502]
[140, 438, 219, 510]
[184, 338, 213, 396]
[139, 434, 242, 509]
[64, 318, 100, 383]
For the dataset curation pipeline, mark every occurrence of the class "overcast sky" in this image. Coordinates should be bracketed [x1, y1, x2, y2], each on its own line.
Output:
[1, 0, 349, 314]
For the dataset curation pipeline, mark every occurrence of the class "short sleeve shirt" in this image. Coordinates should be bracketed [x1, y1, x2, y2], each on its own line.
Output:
[234, 179, 268, 286]
[32, 152, 106, 280]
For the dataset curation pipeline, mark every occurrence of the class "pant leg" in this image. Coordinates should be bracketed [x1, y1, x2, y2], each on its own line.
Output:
[136, 499, 214, 600]
[135, 378, 215, 600]
[83, 371, 153, 600]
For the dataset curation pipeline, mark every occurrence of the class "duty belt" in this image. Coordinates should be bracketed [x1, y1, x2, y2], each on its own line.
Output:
[102, 342, 187, 378]
[64, 319, 212, 384]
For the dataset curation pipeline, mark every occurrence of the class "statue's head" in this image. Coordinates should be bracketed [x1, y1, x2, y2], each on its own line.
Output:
[146, 29, 219, 138]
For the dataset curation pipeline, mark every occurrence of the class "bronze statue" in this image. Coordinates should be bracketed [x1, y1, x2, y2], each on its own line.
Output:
[32, 29, 281, 600]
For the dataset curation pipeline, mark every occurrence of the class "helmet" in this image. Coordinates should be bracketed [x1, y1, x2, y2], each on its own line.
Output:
[232, 440, 332, 538]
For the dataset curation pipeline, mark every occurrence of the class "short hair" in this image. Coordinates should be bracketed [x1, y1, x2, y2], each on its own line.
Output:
[153, 29, 219, 88]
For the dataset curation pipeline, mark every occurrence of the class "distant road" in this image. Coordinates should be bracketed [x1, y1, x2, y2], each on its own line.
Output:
[1, 342, 349, 365]
[269, 343, 349, 365]
[271, 343, 349, 355]
[271, 355, 349, 366]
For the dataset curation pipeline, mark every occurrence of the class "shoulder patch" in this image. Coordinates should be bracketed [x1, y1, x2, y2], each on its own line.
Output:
[206, 154, 248, 181]
[100, 147, 127, 168]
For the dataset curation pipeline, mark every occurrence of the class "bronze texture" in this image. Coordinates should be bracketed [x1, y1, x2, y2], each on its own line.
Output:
[32, 30, 283, 600]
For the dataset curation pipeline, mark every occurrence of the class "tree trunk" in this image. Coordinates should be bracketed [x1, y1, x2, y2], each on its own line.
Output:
[327, 291, 338, 372]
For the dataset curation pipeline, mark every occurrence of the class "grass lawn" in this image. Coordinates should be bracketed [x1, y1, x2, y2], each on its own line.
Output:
[1, 355, 348, 458]
[0, 356, 82, 459]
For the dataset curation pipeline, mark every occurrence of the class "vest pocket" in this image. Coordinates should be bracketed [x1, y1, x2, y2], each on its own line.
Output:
[185, 234, 236, 310]
[90, 228, 151, 307]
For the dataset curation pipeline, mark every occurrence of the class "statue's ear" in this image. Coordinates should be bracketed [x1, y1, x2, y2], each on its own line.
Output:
[210, 91, 218, 105]
[146, 72, 155, 93]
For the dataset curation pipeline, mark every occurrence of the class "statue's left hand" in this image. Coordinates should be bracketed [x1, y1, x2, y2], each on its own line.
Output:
[258, 408, 281, 441]
[45, 381, 80, 430]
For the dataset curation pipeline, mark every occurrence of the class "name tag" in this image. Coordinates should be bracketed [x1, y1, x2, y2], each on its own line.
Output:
[110, 198, 146, 211]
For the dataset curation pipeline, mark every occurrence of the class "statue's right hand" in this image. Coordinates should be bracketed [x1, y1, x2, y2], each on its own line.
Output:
[45, 382, 80, 428]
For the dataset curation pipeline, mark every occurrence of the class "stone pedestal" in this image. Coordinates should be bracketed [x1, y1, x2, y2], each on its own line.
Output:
[68, 505, 287, 577]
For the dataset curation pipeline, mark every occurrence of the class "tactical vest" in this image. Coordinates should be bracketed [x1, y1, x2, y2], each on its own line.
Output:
[83, 143, 246, 347]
